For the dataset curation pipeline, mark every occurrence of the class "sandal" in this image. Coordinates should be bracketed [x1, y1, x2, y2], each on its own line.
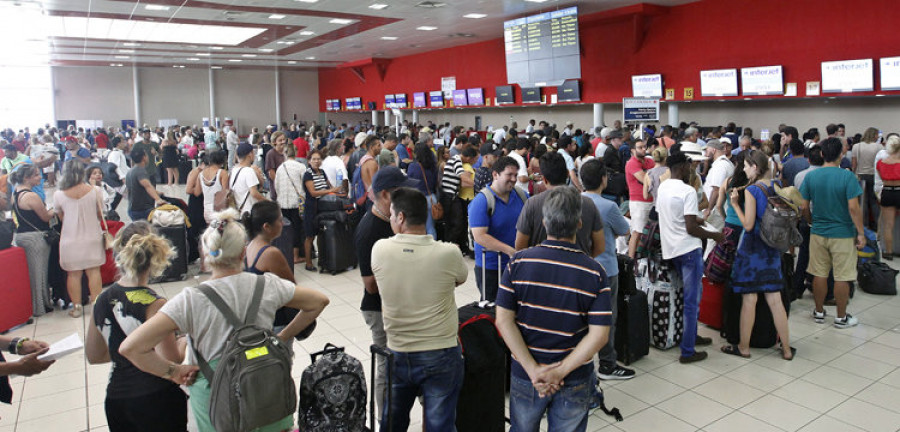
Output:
[782, 346, 797, 361]
[305, 265, 317, 272]
[68, 304, 83, 318]
[720, 344, 751, 358]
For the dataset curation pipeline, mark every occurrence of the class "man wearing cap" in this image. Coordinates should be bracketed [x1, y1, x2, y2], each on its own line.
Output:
[702, 138, 734, 230]
[132, 129, 160, 182]
[656, 150, 723, 364]
[469, 156, 527, 302]
[355, 166, 420, 423]
[474, 142, 500, 192]
[562, 121, 574, 137]
[372, 186, 467, 431]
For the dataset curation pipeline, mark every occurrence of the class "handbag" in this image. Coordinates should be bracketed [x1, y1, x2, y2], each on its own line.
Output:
[421, 169, 444, 220]
[704, 226, 736, 284]
[213, 168, 239, 212]
[283, 165, 306, 213]
[857, 261, 898, 295]
[97, 189, 114, 250]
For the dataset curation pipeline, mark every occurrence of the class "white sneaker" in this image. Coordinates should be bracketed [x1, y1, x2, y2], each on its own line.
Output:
[812, 309, 826, 323]
[833, 314, 858, 329]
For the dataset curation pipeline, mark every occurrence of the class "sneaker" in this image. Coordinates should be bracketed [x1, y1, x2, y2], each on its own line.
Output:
[679, 351, 708, 364]
[812, 309, 826, 323]
[834, 314, 859, 329]
[597, 365, 636, 381]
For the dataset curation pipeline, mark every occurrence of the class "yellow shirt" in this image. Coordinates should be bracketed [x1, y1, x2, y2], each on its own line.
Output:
[459, 163, 475, 200]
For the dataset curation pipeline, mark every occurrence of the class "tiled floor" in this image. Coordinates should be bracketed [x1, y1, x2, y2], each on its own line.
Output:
[3, 186, 900, 431]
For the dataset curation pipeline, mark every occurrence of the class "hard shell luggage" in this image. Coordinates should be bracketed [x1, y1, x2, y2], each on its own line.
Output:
[636, 257, 684, 350]
[298, 343, 368, 432]
[722, 255, 791, 349]
[699, 278, 725, 330]
[271, 216, 294, 276]
[153, 224, 189, 282]
[614, 254, 649, 365]
[0, 247, 33, 332]
[316, 216, 357, 275]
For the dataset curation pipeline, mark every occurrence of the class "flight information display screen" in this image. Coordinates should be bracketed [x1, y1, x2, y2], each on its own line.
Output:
[504, 6, 580, 87]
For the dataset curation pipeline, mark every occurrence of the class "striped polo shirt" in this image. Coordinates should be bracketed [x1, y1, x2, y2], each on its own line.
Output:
[496, 240, 612, 381]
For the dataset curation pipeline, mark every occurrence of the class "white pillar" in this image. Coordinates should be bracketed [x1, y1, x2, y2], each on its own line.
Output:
[667, 102, 679, 127]
[593, 103, 604, 131]
[132, 65, 141, 126]
[208, 68, 215, 124]
[371, 110, 378, 127]
[412, 110, 418, 124]
[274, 68, 281, 126]
[383, 110, 390, 128]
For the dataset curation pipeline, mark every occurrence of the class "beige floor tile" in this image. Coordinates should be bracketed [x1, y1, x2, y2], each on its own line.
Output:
[827, 398, 900, 432]
[0, 401, 18, 427]
[880, 368, 900, 388]
[772, 379, 850, 413]
[870, 328, 900, 349]
[650, 361, 720, 389]
[802, 365, 874, 396]
[626, 350, 677, 373]
[88, 403, 107, 428]
[752, 350, 823, 378]
[826, 352, 896, 380]
[804, 329, 869, 352]
[597, 386, 650, 419]
[790, 338, 848, 364]
[739, 394, 819, 431]
[613, 407, 696, 432]
[693, 349, 754, 375]
[703, 411, 783, 432]
[850, 341, 900, 367]
[855, 309, 900, 330]
[14, 407, 86, 432]
[853, 382, 900, 414]
[20, 369, 86, 400]
[16, 388, 86, 422]
[693, 376, 766, 409]
[613, 373, 685, 405]
[797, 416, 867, 432]
[726, 362, 795, 392]
[656, 391, 732, 428]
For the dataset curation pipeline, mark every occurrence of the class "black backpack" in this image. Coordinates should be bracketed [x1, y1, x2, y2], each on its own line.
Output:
[297, 344, 367, 432]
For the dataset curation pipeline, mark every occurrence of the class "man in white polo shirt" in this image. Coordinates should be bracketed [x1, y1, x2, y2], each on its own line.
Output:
[702, 138, 734, 230]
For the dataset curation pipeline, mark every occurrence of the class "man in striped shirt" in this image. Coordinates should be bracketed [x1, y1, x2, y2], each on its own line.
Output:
[441, 146, 477, 254]
[496, 186, 612, 432]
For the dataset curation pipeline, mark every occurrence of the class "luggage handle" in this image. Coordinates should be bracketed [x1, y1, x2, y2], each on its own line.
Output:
[370, 344, 394, 432]
[309, 343, 344, 363]
[478, 248, 503, 308]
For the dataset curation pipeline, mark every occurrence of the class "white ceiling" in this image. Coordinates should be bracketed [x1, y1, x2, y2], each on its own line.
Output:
[1, 0, 698, 69]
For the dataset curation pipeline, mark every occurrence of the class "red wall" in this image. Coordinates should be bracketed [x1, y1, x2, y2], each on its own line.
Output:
[318, 0, 900, 111]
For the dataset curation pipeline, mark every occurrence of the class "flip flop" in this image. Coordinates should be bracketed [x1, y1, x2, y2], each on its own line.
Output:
[720, 344, 751, 358]
[782, 347, 797, 361]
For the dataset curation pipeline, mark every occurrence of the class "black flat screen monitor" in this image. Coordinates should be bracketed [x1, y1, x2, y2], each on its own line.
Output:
[557, 80, 580, 102]
[521, 87, 541, 103]
[495, 85, 514, 104]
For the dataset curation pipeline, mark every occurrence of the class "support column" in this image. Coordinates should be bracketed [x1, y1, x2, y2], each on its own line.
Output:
[411, 110, 418, 124]
[593, 103, 604, 131]
[667, 102, 679, 127]
[132, 65, 141, 126]
[208, 68, 215, 125]
[371, 110, 378, 127]
[383, 110, 390, 128]
[274, 68, 281, 126]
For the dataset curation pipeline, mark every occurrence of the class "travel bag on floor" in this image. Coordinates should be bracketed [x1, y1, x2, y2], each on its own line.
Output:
[316, 214, 357, 275]
[456, 312, 507, 432]
[298, 343, 368, 432]
[858, 261, 898, 295]
[615, 254, 649, 365]
[699, 278, 725, 330]
[636, 256, 683, 350]
[0, 247, 32, 332]
[152, 224, 188, 282]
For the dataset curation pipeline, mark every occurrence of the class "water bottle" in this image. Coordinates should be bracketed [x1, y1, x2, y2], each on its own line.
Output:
[336, 171, 343, 193]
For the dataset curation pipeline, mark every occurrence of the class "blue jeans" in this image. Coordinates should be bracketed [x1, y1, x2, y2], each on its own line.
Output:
[128, 208, 152, 222]
[425, 193, 437, 239]
[509, 373, 592, 432]
[670, 247, 704, 358]
[382, 345, 464, 432]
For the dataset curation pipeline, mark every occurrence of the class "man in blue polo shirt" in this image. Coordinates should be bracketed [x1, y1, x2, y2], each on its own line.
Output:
[469, 156, 527, 302]
[496, 187, 612, 432]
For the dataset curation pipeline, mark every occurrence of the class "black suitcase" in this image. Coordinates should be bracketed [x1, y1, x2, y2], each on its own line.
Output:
[370, 344, 394, 432]
[456, 311, 507, 432]
[316, 215, 357, 275]
[271, 216, 294, 276]
[615, 255, 649, 365]
[153, 224, 189, 282]
[723, 254, 791, 348]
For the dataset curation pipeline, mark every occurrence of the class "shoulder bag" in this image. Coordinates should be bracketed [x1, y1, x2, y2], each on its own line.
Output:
[214, 168, 240, 212]
[13, 190, 59, 246]
[96, 188, 114, 249]
[421, 168, 443, 220]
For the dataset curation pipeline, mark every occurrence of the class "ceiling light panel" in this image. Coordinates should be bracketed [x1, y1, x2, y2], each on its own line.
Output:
[329, 19, 354, 25]
[295, 0, 318, 3]
[464, 13, 487, 19]
[45, 17, 265, 46]
[299, 31, 315, 36]
[380, 36, 397, 40]
[369, 4, 389, 9]
[268, 14, 286, 19]
[144, 4, 171, 11]
[416, 26, 437, 31]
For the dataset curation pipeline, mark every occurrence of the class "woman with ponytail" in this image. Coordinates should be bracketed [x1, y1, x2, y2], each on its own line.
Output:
[84, 221, 189, 431]
[120, 209, 330, 432]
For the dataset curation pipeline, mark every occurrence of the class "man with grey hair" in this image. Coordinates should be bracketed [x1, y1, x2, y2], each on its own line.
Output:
[418, 131, 434, 151]
[496, 186, 613, 431]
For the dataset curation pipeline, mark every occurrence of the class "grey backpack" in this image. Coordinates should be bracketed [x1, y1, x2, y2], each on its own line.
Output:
[192, 276, 297, 432]
[752, 182, 802, 253]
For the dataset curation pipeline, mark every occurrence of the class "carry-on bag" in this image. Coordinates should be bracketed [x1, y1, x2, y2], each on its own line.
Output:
[152, 224, 189, 282]
[615, 254, 649, 365]
[0, 247, 33, 332]
[699, 278, 726, 330]
[370, 344, 394, 432]
[456, 311, 507, 432]
[316, 216, 357, 275]
[636, 256, 684, 350]
[298, 343, 368, 432]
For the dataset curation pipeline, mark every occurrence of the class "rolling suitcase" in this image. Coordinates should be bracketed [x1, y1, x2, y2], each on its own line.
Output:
[0, 247, 33, 332]
[615, 255, 649, 365]
[153, 224, 189, 282]
[723, 254, 791, 349]
[271, 216, 294, 276]
[316, 215, 357, 275]
[636, 256, 684, 350]
[370, 344, 394, 432]
[699, 278, 725, 330]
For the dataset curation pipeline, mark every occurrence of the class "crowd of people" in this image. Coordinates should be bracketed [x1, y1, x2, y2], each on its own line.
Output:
[0, 115, 895, 431]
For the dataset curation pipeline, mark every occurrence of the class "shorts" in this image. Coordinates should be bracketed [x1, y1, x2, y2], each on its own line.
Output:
[881, 187, 900, 207]
[629, 201, 654, 233]
[808, 234, 857, 282]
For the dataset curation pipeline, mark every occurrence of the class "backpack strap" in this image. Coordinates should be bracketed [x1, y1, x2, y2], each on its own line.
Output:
[480, 187, 496, 217]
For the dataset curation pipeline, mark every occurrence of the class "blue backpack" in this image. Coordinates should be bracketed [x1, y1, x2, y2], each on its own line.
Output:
[351, 164, 367, 207]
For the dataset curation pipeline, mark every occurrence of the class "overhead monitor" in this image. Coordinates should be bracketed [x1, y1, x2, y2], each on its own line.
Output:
[631, 74, 663, 98]
[344, 97, 354, 110]
[741, 65, 784, 96]
[413, 92, 427, 108]
[700, 68, 739, 97]
[504, 6, 581, 87]
[495, 85, 514, 104]
[394, 93, 407, 108]
[452, 89, 468, 106]
[521, 87, 541, 103]
[385, 94, 396, 109]
[351, 97, 362, 110]
[325, 99, 333, 111]
[467, 88, 484, 105]
[557, 80, 580, 102]
[821, 59, 874, 93]
[429, 91, 444, 108]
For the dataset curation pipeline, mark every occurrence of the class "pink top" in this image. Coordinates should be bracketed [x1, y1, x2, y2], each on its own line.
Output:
[626, 156, 654, 202]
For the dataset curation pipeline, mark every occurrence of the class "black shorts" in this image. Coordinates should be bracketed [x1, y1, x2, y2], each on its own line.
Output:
[882, 187, 900, 208]
[105, 385, 187, 432]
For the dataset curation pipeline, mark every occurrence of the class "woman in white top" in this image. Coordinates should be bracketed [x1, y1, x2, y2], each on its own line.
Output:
[230, 142, 267, 216]
[120, 209, 329, 432]
[197, 150, 230, 223]
[274, 143, 307, 263]
[320, 139, 349, 188]
[108, 136, 130, 182]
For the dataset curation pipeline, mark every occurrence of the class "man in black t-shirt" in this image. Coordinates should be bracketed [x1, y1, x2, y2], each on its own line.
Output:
[125, 148, 165, 222]
[353, 166, 418, 420]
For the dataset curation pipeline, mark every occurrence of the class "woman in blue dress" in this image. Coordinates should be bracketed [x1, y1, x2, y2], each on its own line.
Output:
[722, 150, 794, 360]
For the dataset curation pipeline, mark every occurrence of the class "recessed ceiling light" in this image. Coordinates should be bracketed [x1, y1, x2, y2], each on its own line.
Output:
[305, 56, 316, 60]
[276, 41, 296, 45]
[114, 55, 130, 59]
[109, 63, 118, 66]
[122, 42, 140, 47]
[416, 26, 437, 31]
[268, 14, 286, 19]
[299, 31, 315, 36]
[288, 61, 297, 64]
[118, 49, 135, 53]
[464, 13, 486, 19]
[144, 4, 171, 11]
[524, 0, 548, 2]
[187, 57, 200, 61]
[228, 59, 242, 62]
[369, 3, 389, 9]
[196, 53, 211, 56]
[380, 36, 398, 40]
[211, 66, 223, 69]
[295, 0, 318, 3]
[329, 18, 353, 25]
[242, 54, 257, 57]
[173, 65, 185, 68]
[210, 46, 224, 50]
[258, 48, 274, 52]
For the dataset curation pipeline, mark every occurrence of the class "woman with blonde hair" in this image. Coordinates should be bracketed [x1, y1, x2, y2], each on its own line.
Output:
[85, 221, 188, 431]
[121, 209, 330, 432]
[876, 135, 900, 259]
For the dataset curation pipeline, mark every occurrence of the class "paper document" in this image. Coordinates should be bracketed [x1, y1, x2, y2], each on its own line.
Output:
[38, 333, 83, 361]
